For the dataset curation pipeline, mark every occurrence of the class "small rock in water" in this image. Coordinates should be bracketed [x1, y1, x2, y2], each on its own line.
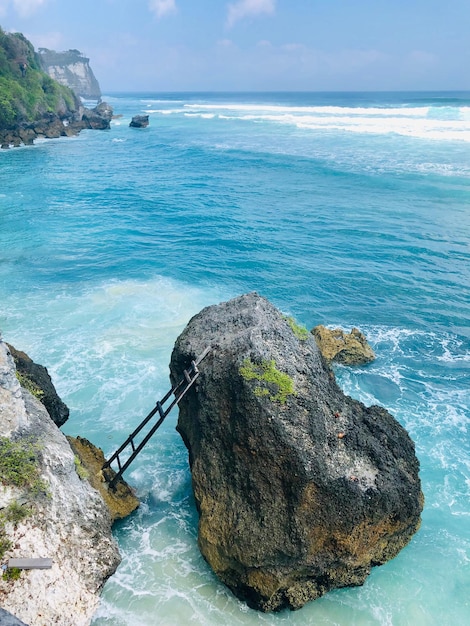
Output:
[312, 324, 376, 365]
[129, 115, 149, 128]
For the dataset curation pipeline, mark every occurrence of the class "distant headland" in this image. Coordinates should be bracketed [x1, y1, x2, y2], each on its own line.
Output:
[0, 27, 110, 148]
[38, 47, 102, 100]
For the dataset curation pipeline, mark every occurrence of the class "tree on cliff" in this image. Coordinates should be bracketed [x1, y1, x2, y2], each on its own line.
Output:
[0, 27, 78, 130]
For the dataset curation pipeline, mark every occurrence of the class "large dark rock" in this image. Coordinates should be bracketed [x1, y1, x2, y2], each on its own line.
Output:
[129, 115, 149, 128]
[79, 101, 113, 130]
[6, 344, 69, 427]
[171, 293, 423, 612]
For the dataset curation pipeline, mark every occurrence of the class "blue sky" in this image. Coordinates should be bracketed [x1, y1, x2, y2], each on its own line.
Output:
[0, 0, 468, 92]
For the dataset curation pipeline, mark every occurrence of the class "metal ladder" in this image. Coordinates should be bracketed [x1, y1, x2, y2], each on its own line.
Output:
[102, 346, 211, 489]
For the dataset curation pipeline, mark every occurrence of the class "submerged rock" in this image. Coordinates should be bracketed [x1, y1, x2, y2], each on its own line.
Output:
[171, 293, 423, 612]
[312, 325, 376, 365]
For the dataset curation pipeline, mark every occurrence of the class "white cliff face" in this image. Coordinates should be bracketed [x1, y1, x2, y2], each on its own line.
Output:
[38, 49, 102, 100]
[0, 340, 120, 626]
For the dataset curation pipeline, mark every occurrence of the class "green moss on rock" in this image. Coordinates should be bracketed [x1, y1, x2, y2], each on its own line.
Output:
[239, 358, 295, 404]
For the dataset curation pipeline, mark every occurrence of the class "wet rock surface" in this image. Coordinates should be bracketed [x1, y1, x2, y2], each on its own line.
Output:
[171, 293, 423, 612]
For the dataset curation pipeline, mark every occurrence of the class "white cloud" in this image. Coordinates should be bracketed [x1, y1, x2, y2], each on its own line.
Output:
[227, 0, 275, 28]
[12, 0, 48, 18]
[0, 0, 48, 18]
[148, 0, 177, 19]
[217, 39, 234, 48]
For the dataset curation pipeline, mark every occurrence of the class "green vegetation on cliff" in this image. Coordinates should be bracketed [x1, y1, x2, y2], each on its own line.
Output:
[0, 436, 48, 495]
[0, 27, 77, 128]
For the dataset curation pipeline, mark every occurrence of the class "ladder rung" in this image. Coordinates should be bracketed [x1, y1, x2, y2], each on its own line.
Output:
[104, 346, 211, 487]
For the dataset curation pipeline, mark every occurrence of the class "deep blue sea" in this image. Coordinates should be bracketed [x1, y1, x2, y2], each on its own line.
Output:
[1, 92, 469, 625]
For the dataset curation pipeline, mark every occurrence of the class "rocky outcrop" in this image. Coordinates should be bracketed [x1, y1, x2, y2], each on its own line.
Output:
[38, 48, 101, 100]
[6, 343, 69, 427]
[0, 339, 121, 626]
[312, 325, 376, 365]
[171, 293, 423, 612]
[0, 101, 113, 149]
[67, 436, 139, 521]
[79, 101, 113, 130]
[130, 115, 149, 128]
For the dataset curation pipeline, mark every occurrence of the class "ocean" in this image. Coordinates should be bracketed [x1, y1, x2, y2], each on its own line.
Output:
[0, 91, 469, 625]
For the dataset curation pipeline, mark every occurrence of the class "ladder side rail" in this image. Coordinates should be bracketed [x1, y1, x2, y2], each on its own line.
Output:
[108, 397, 176, 487]
[102, 375, 190, 470]
[194, 345, 211, 366]
[102, 403, 160, 470]
[108, 371, 201, 487]
[105, 346, 211, 483]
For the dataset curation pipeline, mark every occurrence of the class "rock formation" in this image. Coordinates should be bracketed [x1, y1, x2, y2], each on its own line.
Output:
[312, 325, 376, 365]
[0, 339, 122, 626]
[79, 101, 114, 130]
[67, 436, 139, 522]
[0, 101, 114, 148]
[0, 30, 113, 148]
[130, 115, 149, 128]
[38, 48, 102, 100]
[171, 293, 423, 612]
[6, 343, 69, 427]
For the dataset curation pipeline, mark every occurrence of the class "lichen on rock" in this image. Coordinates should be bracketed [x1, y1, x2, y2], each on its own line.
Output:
[312, 324, 376, 365]
[67, 435, 139, 521]
[171, 292, 423, 612]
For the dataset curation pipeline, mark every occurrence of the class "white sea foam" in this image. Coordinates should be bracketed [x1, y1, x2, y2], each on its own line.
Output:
[183, 102, 431, 117]
[146, 108, 186, 115]
[160, 102, 470, 142]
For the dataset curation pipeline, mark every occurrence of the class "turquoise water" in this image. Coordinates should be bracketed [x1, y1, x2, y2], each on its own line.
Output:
[1, 92, 469, 625]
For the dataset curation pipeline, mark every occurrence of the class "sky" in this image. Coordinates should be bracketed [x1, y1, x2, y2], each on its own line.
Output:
[0, 0, 469, 92]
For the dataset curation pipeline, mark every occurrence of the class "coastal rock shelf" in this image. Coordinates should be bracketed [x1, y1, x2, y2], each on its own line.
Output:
[171, 293, 424, 612]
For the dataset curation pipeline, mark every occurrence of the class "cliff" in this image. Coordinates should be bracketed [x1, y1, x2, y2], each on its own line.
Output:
[171, 293, 424, 612]
[0, 28, 112, 148]
[0, 338, 124, 626]
[38, 48, 101, 100]
[0, 28, 78, 129]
